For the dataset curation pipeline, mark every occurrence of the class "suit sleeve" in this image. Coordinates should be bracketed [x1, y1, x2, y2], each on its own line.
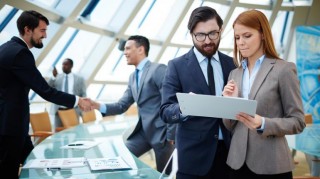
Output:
[153, 64, 176, 140]
[160, 60, 187, 124]
[13, 49, 75, 107]
[262, 62, 305, 136]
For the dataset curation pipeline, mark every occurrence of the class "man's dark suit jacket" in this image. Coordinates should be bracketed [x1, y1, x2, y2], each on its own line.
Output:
[160, 48, 236, 176]
[0, 37, 76, 137]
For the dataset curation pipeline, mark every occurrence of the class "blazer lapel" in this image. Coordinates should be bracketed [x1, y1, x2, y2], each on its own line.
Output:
[186, 49, 210, 94]
[137, 61, 151, 98]
[249, 58, 275, 100]
[233, 68, 244, 98]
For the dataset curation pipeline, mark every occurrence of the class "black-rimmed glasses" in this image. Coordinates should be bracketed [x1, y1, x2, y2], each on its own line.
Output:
[193, 31, 220, 42]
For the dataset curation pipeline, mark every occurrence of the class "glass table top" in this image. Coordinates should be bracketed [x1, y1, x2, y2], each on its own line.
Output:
[20, 118, 162, 178]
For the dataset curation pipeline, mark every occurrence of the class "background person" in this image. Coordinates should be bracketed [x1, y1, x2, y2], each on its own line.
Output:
[48, 58, 87, 128]
[222, 9, 305, 179]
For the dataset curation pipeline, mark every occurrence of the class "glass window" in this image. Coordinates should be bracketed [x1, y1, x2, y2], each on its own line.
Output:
[239, 0, 271, 5]
[94, 47, 132, 82]
[86, 84, 104, 100]
[56, 30, 100, 73]
[28, 0, 59, 7]
[39, 28, 100, 76]
[0, 5, 13, 24]
[0, 9, 20, 45]
[97, 84, 128, 102]
[125, 0, 186, 41]
[170, 0, 202, 45]
[272, 11, 293, 57]
[159, 46, 189, 65]
[87, 0, 123, 28]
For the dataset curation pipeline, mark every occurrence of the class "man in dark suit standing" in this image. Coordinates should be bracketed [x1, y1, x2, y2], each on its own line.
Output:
[0, 10, 90, 178]
[90, 35, 175, 174]
[160, 6, 236, 179]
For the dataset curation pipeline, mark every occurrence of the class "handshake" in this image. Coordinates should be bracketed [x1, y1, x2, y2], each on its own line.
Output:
[77, 98, 101, 112]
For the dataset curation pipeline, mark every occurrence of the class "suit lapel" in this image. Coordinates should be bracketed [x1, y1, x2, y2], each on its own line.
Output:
[219, 52, 231, 86]
[186, 49, 211, 94]
[137, 61, 151, 98]
[233, 68, 244, 98]
[249, 58, 275, 100]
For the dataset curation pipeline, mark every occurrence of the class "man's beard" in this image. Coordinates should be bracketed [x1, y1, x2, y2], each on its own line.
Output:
[194, 40, 220, 58]
[31, 37, 43, 49]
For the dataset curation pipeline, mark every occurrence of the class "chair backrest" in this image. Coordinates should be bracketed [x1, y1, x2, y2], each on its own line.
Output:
[82, 110, 96, 123]
[305, 113, 313, 124]
[30, 111, 52, 132]
[58, 109, 79, 128]
[125, 105, 138, 116]
[30, 111, 53, 145]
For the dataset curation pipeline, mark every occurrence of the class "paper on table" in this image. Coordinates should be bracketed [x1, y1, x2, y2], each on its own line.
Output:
[176, 93, 257, 120]
[60, 140, 100, 150]
[23, 157, 86, 169]
[87, 157, 131, 171]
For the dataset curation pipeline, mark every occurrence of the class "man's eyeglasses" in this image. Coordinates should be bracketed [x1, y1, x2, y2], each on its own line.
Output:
[193, 31, 220, 42]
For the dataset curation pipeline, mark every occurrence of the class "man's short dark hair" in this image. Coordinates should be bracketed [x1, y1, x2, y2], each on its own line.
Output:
[188, 6, 223, 33]
[17, 10, 49, 35]
[65, 58, 73, 67]
[128, 35, 150, 57]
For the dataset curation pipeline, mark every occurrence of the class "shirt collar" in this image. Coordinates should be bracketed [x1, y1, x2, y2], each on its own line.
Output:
[64, 72, 73, 77]
[18, 36, 31, 49]
[193, 47, 220, 63]
[136, 58, 149, 71]
[241, 55, 266, 70]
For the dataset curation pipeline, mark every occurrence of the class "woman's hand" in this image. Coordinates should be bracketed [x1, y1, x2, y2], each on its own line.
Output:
[236, 112, 263, 130]
[222, 79, 238, 97]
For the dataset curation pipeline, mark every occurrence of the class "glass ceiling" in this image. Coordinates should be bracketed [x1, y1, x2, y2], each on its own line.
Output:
[0, 0, 316, 103]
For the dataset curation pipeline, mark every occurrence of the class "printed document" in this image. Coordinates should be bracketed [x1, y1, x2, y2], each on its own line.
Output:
[23, 157, 86, 169]
[87, 157, 131, 171]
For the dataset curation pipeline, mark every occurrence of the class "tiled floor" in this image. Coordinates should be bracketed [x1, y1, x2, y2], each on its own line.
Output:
[139, 150, 315, 177]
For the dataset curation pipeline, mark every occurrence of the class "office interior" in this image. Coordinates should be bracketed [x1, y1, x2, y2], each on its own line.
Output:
[0, 0, 319, 178]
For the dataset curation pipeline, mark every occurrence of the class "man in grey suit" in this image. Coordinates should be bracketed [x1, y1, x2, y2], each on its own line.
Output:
[48, 58, 87, 128]
[90, 35, 175, 174]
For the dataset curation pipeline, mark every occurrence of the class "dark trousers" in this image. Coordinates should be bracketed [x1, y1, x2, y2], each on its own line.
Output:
[229, 163, 293, 179]
[0, 135, 33, 179]
[176, 140, 230, 179]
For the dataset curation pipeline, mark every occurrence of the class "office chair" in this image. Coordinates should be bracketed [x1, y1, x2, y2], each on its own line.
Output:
[82, 110, 96, 123]
[305, 113, 313, 125]
[124, 105, 138, 116]
[29, 111, 54, 145]
[57, 108, 79, 129]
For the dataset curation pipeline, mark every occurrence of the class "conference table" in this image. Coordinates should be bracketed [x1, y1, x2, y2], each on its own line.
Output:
[20, 116, 162, 178]
[287, 124, 320, 176]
